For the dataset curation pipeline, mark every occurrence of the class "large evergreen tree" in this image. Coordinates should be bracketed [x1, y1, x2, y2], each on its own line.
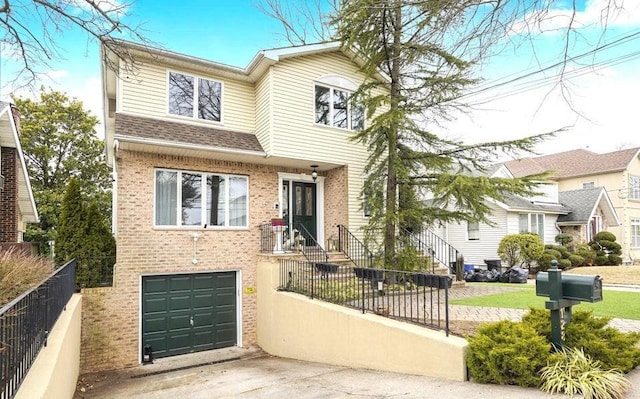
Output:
[56, 178, 115, 287]
[334, 1, 551, 265]
[13, 89, 112, 254]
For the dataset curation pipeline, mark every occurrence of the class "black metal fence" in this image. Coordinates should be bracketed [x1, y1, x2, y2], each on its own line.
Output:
[0, 259, 76, 399]
[75, 256, 115, 288]
[279, 259, 450, 335]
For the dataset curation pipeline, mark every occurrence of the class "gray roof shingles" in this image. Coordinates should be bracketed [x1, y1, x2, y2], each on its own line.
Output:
[557, 187, 603, 224]
[114, 113, 264, 153]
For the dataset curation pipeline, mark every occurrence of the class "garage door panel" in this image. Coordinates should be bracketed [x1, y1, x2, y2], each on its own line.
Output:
[142, 272, 238, 360]
[169, 276, 191, 292]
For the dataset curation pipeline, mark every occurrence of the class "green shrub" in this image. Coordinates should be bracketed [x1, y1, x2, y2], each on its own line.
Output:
[576, 244, 596, 265]
[608, 254, 623, 266]
[544, 249, 562, 261]
[540, 347, 630, 399]
[594, 231, 616, 242]
[555, 233, 574, 246]
[536, 252, 556, 272]
[558, 259, 571, 269]
[595, 255, 609, 266]
[467, 320, 551, 386]
[498, 233, 544, 268]
[568, 254, 585, 267]
[522, 308, 640, 373]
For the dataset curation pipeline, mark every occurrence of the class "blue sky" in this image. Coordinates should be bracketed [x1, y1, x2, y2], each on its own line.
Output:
[1, 0, 639, 155]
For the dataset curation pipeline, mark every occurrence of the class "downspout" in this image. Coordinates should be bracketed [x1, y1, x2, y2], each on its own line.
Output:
[112, 139, 119, 236]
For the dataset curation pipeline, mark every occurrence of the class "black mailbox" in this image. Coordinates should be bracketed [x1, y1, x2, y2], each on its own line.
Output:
[536, 273, 603, 303]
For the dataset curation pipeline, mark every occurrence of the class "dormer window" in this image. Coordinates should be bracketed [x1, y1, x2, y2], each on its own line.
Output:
[168, 71, 222, 122]
[314, 84, 363, 131]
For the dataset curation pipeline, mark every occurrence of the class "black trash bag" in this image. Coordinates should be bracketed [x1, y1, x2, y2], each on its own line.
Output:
[464, 271, 476, 282]
[508, 267, 528, 283]
[486, 269, 500, 282]
[474, 270, 489, 282]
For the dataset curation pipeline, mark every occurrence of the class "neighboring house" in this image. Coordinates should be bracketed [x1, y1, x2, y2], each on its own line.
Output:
[88, 40, 387, 371]
[0, 101, 38, 250]
[505, 147, 640, 263]
[433, 165, 619, 267]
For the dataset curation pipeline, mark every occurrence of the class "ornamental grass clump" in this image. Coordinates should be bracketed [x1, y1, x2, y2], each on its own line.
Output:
[540, 347, 630, 399]
[0, 249, 53, 307]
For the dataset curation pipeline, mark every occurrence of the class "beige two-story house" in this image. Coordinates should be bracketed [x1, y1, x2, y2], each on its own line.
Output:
[84, 40, 387, 372]
[506, 147, 640, 263]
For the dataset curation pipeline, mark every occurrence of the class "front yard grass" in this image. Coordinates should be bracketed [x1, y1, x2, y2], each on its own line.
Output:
[451, 283, 640, 320]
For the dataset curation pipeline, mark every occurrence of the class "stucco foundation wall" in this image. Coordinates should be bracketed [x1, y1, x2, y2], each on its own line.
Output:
[256, 258, 469, 381]
[15, 294, 81, 399]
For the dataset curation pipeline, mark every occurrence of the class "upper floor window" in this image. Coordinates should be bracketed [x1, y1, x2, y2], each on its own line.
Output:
[630, 175, 640, 200]
[314, 85, 364, 131]
[168, 71, 222, 122]
[467, 222, 480, 241]
[519, 213, 544, 238]
[155, 169, 247, 228]
[582, 181, 595, 189]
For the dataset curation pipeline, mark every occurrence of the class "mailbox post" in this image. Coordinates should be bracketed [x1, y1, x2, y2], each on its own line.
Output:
[535, 260, 603, 348]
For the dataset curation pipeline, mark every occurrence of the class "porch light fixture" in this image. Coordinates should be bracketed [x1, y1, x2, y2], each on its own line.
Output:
[311, 165, 318, 182]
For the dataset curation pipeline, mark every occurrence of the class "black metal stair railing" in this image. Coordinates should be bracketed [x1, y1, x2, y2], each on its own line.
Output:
[293, 222, 328, 265]
[400, 227, 461, 275]
[258, 221, 328, 265]
[336, 224, 376, 268]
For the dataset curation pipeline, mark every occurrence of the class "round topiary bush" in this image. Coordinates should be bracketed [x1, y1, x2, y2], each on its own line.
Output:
[595, 255, 609, 265]
[608, 254, 623, 265]
[568, 254, 585, 267]
[594, 231, 616, 242]
[467, 320, 551, 386]
[558, 258, 571, 269]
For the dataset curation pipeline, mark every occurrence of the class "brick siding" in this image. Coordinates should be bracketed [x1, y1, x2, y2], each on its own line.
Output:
[0, 147, 19, 243]
[80, 150, 349, 372]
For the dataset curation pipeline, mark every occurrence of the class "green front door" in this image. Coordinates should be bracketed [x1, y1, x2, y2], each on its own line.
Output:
[142, 272, 237, 359]
[292, 181, 317, 241]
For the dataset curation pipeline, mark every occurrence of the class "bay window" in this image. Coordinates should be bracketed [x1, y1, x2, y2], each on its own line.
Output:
[155, 169, 248, 228]
[632, 218, 640, 248]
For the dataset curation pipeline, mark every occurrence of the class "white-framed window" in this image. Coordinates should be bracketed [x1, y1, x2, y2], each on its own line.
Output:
[314, 84, 364, 131]
[168, 71, 222, 122]
[519, 213, 544, 237]
[632, 218, 640, 248]
[467, 222, 480, 241]
[155, 168, 248, 228]
[630, 175, 640, 200]
[582, 181, 595, 189]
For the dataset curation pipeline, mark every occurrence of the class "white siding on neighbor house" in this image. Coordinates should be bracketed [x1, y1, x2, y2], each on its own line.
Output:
[119, 60, 256, 133]
[445, 204, 508, 267]
[506, 211, 559, 245]
[269, 52, 384, 235]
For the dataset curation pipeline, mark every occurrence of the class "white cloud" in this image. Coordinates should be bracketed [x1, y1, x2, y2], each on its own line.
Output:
[510, 0, 640, 36]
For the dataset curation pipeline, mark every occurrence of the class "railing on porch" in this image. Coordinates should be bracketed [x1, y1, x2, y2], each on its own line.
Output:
[0, 259, 76, 399]
[259, 222, 328, 265]
[399, 227, 461, 275]
[279, 259, 450, 334]
[336, 224, 376, 268]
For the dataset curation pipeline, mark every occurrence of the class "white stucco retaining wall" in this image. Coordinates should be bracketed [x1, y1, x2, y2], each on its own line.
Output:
[257, 259, 468, 381]
[15, 294, 82, 399]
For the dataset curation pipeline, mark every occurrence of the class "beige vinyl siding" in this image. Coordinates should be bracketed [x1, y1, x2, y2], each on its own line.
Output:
[254, 69, 273, 154]
[269, 52, 383, 235]
[119, 61, 256, 133]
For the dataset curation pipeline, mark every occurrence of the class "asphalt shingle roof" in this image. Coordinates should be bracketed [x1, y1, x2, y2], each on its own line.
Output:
[500, 193, 571, 213]
[557, 187, 604, 224]
[114, 113, 264, 153]
[505, 147, 640, 179]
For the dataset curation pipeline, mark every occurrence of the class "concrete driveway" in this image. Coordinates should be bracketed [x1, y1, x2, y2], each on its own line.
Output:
[75, 350, 640, 399]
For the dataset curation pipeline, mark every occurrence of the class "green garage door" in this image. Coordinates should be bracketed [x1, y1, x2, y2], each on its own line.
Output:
[142, 272, 237, 359]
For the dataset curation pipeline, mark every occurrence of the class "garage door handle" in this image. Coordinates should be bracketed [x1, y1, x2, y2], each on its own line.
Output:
[190, 316, 194, 327]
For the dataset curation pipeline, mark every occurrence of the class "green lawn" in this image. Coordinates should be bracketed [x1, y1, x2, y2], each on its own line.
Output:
[451, 284, 640, 320]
